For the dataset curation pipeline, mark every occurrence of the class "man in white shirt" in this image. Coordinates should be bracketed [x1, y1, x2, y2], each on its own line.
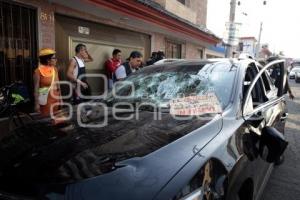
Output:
[115, 51, 143, 81]
[67, 44, 93, 103]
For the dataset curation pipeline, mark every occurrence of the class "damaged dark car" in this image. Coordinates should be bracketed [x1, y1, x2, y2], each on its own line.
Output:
[0, 58, 289, 200]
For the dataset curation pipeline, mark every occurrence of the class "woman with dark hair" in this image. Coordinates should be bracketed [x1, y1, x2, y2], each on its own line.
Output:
[33, 48, 61, 116]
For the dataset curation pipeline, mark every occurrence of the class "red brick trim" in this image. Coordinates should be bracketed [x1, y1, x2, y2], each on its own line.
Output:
[86, 0, 220, 44]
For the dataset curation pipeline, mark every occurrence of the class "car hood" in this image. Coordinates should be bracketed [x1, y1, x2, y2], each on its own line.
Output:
[0, 108, 222, 199]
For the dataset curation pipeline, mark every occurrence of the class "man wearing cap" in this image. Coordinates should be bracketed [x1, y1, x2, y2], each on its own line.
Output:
[114, 51, 143, 81]
[67, 44, 93, 104]
[33, 48, 61, 116]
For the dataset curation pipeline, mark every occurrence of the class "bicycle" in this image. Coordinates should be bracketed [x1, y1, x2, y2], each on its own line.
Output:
[0, 82, 33, 133]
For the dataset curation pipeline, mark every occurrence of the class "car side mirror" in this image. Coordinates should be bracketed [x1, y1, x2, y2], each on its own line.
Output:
[259, 126, 288, 163]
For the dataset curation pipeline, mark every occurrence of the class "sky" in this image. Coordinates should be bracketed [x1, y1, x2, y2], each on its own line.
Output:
[207, 0, 300, 58]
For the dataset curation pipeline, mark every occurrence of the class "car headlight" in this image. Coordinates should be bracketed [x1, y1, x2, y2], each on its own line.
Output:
[172, 160, 227, 200]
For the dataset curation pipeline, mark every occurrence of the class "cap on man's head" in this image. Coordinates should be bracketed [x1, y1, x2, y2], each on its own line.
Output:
[39, 48, 56, 57]
[129, 51, 143, 59]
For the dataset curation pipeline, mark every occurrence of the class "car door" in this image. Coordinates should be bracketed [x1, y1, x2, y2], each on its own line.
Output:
[260, 65, 288, 134]
[226, 62, 271, 200]
[243, 59, 288, 133]
[241, 59, 287, 199]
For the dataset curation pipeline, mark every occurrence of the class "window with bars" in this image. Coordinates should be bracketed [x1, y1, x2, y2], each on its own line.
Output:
[165, 40, 182, 59]
[199, 49, 204, 59]
[0, 1, 37, 96]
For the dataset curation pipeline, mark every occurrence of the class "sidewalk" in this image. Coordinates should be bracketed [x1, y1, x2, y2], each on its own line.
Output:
[262, 81, 300, 199]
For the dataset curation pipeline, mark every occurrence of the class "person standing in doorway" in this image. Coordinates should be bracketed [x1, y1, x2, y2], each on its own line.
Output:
[104, 49, 122, 89]
[67, 43, 93, 104]
[33, 48, 61, 117]
[115, 51, 143, 81]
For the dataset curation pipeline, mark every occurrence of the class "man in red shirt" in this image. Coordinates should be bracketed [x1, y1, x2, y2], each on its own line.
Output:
[105, 49, 122, 89]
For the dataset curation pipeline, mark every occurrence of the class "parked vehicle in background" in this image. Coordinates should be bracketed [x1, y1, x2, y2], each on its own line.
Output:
[0, 58, 289, 200]
[291, 60, 300, 68]
[289, 68, 298, 79]
[295, 69, 300, 83]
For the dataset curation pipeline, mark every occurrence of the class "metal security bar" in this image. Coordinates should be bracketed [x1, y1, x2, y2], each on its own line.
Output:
[166, 40, 182, 59]
[0, 0, 37, 96]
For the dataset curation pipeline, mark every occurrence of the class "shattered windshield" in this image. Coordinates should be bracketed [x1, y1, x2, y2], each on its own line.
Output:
[105, 61, 236, 109]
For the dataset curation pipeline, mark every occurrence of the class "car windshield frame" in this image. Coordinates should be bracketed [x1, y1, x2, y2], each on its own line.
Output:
[103, 61, 237, 111]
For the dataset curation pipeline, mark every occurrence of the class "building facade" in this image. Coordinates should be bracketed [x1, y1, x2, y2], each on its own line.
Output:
[206, 43, 226, 58]
[237, 37, 257, 58]
[0, 0, 220, 96]
[258, 44, 272, 59]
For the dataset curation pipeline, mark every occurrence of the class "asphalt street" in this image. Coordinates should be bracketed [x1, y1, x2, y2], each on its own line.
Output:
[262, 80, 300, 200]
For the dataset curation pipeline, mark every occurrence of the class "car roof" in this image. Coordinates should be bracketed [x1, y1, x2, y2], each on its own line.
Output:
[153, 58, 183, 65]
[142, 59, 233, 73]
[291, 67, 300, 71]
[153, 58, 245, 66]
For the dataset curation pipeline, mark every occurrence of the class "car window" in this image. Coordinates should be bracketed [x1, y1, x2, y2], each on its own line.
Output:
[261, 71, 271, 92]
[261, 69, 279, 100]
[268, 62, 287, 95]
[243, 63, 267, 110]
[243, 60, 286, 116]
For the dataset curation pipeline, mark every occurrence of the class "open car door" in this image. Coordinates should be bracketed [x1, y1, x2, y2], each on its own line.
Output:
[242, 59, 288, 163]
[243, 59, 288, 115]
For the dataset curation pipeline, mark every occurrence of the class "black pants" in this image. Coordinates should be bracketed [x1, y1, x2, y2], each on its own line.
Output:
[72, 81, 91, 104]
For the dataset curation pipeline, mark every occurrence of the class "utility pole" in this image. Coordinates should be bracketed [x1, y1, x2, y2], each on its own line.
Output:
[225, 0, 237, 58]
[255, 22, 263, 58]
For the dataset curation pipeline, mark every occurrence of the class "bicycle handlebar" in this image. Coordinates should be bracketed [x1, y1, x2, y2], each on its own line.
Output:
[0, 82, 23, 91]
[0, 81, 30, 105]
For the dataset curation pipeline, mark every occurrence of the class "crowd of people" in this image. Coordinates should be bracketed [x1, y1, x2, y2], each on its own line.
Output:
[33, 44, 165, 117]
[18, 43, 296, 119]
[104, 49, 143, 89]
